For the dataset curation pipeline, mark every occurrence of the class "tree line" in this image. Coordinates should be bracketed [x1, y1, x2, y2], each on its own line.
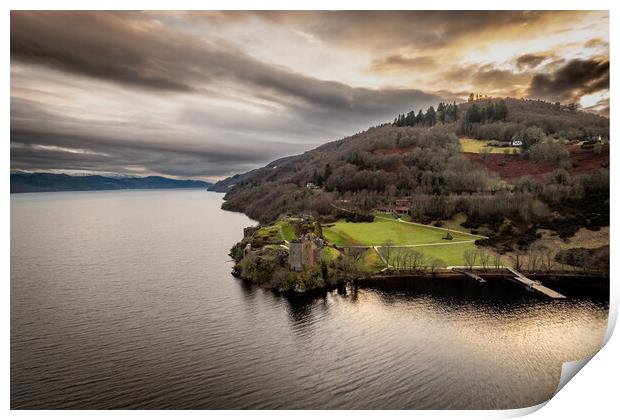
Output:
[463, 100, 508, 124]
[392, 102, 459, 127]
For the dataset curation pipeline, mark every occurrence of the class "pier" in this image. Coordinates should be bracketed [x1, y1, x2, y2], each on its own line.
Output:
[451, 268, 486, 284]
[505, 267, 566, 299]
[448, 266, 567, 298]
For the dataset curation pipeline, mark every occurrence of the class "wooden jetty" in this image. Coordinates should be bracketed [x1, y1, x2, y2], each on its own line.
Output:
[505, 267, 566, 299]
[451, 268, 486, 284]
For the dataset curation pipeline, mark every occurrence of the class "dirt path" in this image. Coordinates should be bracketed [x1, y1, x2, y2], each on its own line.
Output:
[373, 246, 392, 269]
[339, 239, 476, 249]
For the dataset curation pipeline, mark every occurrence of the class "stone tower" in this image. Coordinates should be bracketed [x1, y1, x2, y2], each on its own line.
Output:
[288, 239, 314, 272]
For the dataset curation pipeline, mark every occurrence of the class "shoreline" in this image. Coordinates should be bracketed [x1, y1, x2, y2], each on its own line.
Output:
[232, 269, 609, 300]
[227, 203, 609, 298]
[356, 271, 609, 300]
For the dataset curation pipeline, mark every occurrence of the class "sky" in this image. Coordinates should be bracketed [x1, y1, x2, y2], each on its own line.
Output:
[10, 11, 609, 181]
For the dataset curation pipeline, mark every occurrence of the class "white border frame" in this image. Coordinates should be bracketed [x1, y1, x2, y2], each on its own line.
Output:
[3, 1, 616, 418]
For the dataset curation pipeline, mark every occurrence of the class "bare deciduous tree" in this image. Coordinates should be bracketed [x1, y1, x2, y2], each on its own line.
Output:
[408, 249, 426, 271]
[463, 249, 478, 270]
[492, 252, 502, 270]
[539, 246, 554, 273]
[514, 253, 522, 271]
[478, 249, 490, 270]
[380, 240, 394, 264]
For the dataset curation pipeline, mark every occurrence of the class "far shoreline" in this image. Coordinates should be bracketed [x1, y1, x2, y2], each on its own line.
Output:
[10, 187, 212, 194]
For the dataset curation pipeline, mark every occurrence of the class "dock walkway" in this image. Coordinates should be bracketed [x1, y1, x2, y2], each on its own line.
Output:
[506, 267, 566, 299]
[451, 268, 486, 284]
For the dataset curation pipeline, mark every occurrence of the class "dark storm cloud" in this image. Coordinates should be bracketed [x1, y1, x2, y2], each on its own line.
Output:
[10, 11, 608, 179]
[515, 53, 547, 69]
[528, 58, 609, 102]
[199, 10, 580, 52]
[10, 12, 195, 92]
[368, 55, 437, 73]
[9, 98, 303, 178]
[469, 65, 527, 89]
[10, 11, 442, 178]
[10, 11, 438, 113]
[10, 91, 438, 179]
[177, 87, 440, 142]
[10, 128, 290, 178]
[439, 63, 529, 96]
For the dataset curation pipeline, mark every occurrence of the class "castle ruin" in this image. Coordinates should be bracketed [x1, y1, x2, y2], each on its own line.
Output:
[288, 239, 314, 272]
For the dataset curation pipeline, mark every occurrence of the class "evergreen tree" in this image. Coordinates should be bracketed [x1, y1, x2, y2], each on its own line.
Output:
[426, 106, 436, 126]
[405, 110, 416, 126]
[466, 104, 482, 123]
[416, 109, 424, 125]
[437, 102, 446, 124]
[496, 100, 508, 121]
[490, 105, 495, 121]
[323, 164, 332, 183]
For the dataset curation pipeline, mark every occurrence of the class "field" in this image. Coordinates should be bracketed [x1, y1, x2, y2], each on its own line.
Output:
[383, 242, 476, 267]
[322, 215, 481, 267]
[257, 220, 297, 243]
[459, 137, 520, 154]
[323, 215, 479, 246]
[279, 221, 296, 242]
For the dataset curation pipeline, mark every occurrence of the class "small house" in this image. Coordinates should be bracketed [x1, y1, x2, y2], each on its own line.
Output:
[392, 206, 410, 215]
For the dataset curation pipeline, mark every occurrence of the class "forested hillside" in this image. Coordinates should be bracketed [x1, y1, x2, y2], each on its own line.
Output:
[217, 97, 609, 252]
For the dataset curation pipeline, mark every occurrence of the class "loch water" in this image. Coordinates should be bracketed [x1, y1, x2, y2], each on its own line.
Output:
[11, 190, 608, 409]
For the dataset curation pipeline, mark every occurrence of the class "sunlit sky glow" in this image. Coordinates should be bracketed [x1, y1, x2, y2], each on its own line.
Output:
[10, 11, 609, 180]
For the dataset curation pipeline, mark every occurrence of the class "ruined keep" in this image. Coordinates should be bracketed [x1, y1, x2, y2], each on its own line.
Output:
[288, 239, 314, 272]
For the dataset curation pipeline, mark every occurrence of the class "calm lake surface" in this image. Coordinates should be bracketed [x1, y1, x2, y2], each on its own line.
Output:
[11, 190, 608, 409]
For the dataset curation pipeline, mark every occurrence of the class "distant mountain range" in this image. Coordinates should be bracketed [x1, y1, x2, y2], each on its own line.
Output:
[11, 172, 212, 193]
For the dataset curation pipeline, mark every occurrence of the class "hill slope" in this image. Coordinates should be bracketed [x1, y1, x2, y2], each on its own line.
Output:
[217, 97, 608, 259]
[219, 98, 608, 224]
[209, 155, 296, 192]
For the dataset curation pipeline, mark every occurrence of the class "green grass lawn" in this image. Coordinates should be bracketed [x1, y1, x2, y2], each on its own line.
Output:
[323, 216, 477, 246]
[278, 221, 296, 242]
[257, 220, 297, 243]
[382, 242, 475, 267]
[459, 137, 520, 154]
